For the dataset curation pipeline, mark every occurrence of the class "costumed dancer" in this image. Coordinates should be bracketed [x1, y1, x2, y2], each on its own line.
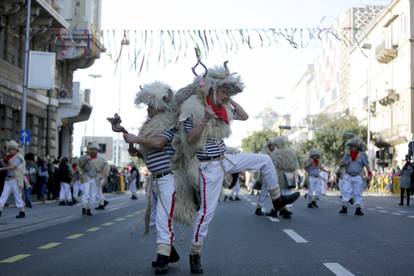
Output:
[304, 149, 323, 208]
[339, 136, 372, 216]
[78, 142, 109, 216]
[71, 158, 83, 204]
[174, 62, 300, 274]
[123, 81, 180, 274]
[0, 140, 26, 218]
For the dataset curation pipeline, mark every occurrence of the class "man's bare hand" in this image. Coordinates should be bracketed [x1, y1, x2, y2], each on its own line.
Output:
[123, 133, 138, 144]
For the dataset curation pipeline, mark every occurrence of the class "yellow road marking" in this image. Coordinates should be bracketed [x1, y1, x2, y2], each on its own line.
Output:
[115, 218, 125, 221]
[38, 242, 61, 250]
[86, 227, 100, 232]
[0, 254, 31, 263]
[102, 222, 115, 226]
[65, 234, 84, 239]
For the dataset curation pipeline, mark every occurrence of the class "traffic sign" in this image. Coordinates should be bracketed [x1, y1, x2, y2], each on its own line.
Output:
[19, 130, 31, 145]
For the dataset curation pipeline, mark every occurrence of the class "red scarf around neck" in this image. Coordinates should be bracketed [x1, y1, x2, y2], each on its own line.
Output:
[350, 150, 359, 161]
[312, 158, 319, 167]
[206, 97, 228, 124]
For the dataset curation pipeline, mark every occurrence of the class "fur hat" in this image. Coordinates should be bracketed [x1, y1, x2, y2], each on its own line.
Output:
[197, 61, 244, 97]
[268, 136, 288, 149]
[87, 142, 100, 151]
[309, 148, 321, 158]
[345, 136, 367, 151]
[6, 140, 19, 151]
[134, 81, 173, 111]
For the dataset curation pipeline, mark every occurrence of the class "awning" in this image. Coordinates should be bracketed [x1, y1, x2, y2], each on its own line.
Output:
[33, 0, 69, 29]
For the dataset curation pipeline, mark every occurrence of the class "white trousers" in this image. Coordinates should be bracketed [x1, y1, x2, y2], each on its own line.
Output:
[150, 190, 157, 228]
[153, 173, 175, 246]
[59, 182, 72, 202]
[308, 176, 322, 202]
[81, 179, 98, 209]
[341, 174, 364, 207]
[129, 179, 137, 196]
[72, 181, 83, 200]
[230, 181, 240, 198]
[193, 153, 278, 246]
[0, 179, 24, 210]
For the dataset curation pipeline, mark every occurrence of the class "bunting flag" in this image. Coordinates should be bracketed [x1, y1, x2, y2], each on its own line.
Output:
[100, 27, 354, 75]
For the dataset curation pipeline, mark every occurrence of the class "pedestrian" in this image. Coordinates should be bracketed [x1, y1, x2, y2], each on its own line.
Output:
[398, 155, 413, 206]
[304, 149, 323, 208]
[78, 143, 109, 215]
[123, 81, 179, 274]
[24, 152, 37, 208]
[223, 172, 241, 201]
[174, 62, 300, 274]
[71, 158, 82, 204]
[129, 164, 139, 200]
[37, 158, 49, 203]
[0, 140, 26, 218]
[338, 136, 372, 216]
[58, 157, 73, 206]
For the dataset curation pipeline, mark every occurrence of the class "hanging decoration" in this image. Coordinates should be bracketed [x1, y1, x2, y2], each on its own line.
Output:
[100, 27, 355, 76]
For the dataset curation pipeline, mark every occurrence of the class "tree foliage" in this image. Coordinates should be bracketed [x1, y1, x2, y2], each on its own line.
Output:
[241, 129, 280, 153]
[296, 114, 367, 166]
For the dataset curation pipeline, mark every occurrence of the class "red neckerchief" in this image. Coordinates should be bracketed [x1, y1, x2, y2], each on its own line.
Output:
[312, 158, 319, 167]
[206, 97, 228, 124]
[350, 150, 359, 161]
[90, 153, 97, 159]
[4, 153, 15, 164]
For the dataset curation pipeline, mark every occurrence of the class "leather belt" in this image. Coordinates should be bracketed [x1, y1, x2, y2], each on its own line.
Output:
[199, 155, 222, 162]
[153, 171, 172, 179]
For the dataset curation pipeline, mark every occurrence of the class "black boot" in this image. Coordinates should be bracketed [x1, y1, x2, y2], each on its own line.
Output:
[279, 208, 292, 219]
[82, 208, 86, 215]
[307, 203, 314, 208]
[103, 200, 109, 207]
[95, 205, 105, 210]
[131, 195, 138, 200]
[86, 209, 93, 216]
[339, 205, 347, 214]
[189, 254, 203, 274]
[266, 209, 278, 218]
[355, 207, 364, 216]
[0, 211, 2, 217]
[169, 246, 180, 263]
[16, 211, 26, 218]
[255, 208, 264, 216]
[26, 201, 32, 208]
[272, 192, 300, 212]
[153, 254, 169, 274]
[235, 196, 241, 201]
[312, 201, 319, 208]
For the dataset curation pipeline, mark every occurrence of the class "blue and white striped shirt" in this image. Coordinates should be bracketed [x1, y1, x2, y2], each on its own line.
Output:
[184, 118, 226, 160]
[146, 129, 176, 173]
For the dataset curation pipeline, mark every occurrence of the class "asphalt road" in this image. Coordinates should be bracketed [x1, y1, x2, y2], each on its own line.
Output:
[0, 191, 413, 276]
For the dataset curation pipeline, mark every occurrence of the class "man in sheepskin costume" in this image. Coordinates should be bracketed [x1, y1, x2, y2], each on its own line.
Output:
[269, 136, 299, 219]
[304, 149, 323, 208]
[339, 136, 372, 216]
[174, 62, 300, 274]
[0, 140, 26, 218]
[78, 142, 109, 216]
[123, 81, 180, 274]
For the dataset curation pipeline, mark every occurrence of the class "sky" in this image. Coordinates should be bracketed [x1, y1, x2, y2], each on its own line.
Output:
[72, 0, 391, 157]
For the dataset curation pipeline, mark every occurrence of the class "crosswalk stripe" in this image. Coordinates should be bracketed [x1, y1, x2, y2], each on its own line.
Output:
[267, 217, 280, 222]
[324, 263, 354, 276]
[283, 229, 308, 243]
[66, 234, 84, 239]
[0, 254, 31, 263]
[86, 227, 100, 232]
[38, 242, 61, 250]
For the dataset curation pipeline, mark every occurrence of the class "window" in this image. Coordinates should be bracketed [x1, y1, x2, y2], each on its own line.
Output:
[98, 143, 106, 153]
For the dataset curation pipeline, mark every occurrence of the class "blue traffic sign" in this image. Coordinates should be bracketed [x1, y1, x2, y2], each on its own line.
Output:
[19, 130, 31, 145]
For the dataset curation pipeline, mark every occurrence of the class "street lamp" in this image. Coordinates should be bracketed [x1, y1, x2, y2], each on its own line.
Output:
[361, 43, 372, 167]
[88, 74, 102, 137]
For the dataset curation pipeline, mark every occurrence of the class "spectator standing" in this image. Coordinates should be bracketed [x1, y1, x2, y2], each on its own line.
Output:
[399, 155, 413, 206]
[24, 153, 37, 208]
[37, 158, 49, 203]
[58, 157, 73, 206]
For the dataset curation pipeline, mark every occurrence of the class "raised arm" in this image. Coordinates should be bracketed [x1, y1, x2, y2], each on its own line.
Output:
[123, 134, 170, 150]
[230, 99, 249, 121]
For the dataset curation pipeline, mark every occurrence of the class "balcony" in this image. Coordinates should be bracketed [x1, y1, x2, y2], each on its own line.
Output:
[375, 41, 398, 64]
[380, 124, 409, 146]
[57, 83, 92, 126]
[378, 89, 399, 106]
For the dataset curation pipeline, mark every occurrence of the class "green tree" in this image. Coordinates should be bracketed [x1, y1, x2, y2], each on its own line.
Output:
[241, 129, 280, 153]
[295, 114, 367, 166]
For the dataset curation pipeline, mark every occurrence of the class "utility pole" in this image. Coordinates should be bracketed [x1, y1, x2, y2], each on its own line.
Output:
[88, 74, 102, 138]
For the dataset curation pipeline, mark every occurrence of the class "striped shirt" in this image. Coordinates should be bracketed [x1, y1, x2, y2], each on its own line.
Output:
[184, 118, 226, 160]
[146, 128, 176, 173]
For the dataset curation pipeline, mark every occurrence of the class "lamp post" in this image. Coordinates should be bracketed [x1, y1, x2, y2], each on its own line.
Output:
[362, 43, 372, 167]
[88, 74, 102, 138]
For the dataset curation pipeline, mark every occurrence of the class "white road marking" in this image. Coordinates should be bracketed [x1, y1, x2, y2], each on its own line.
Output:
[282, 229, 308, 243]
[392, 212, 402, 216]
[0, 254, 31, 263]
[407, 216, 414, 219]
[378, 210, 389, 213]
[323, 263, 354, 276]
[250, 202, 256, 206]
[267, 217, 280, 223]
[396, 210, 408, 213]
[367, 208, 375, 211]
